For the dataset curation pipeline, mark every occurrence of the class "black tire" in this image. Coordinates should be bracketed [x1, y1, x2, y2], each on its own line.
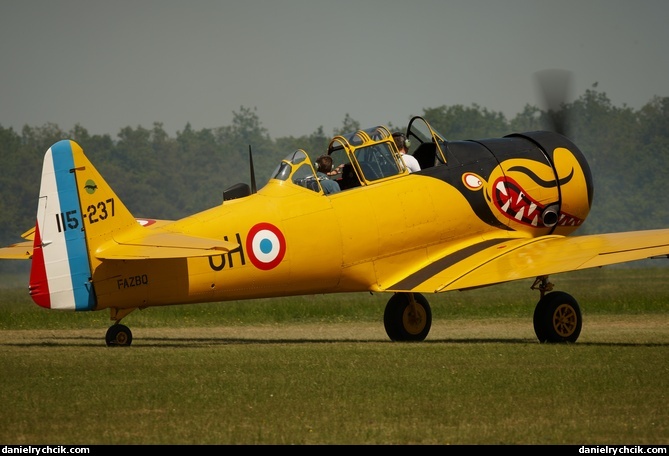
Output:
[384, 293, 432, 342]
[533, 291, 582, 343]
[106, 324, 133, 347]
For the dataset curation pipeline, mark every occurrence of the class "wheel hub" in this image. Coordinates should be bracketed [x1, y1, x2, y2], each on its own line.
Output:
[552, 303, 577, 337]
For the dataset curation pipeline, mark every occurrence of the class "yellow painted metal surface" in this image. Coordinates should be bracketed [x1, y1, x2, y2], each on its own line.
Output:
[3, 124, 669, 315]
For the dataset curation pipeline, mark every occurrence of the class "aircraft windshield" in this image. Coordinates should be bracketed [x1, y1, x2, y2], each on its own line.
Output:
[271, 149, 309, 182]
[270, 149, 323, 193]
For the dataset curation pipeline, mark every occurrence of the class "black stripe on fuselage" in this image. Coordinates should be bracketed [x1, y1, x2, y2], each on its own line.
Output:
[389, 238, 506, 290]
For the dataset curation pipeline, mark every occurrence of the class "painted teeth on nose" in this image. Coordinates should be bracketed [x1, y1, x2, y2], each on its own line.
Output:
[501, 199, 511, 212]
[496, 181, 507, 196]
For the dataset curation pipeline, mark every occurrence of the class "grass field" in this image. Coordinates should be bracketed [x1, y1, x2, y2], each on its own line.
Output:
[0, 267, 668, 444]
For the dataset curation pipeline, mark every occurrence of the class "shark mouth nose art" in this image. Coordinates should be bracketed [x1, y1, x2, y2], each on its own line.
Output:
[493, 176, 583, 227]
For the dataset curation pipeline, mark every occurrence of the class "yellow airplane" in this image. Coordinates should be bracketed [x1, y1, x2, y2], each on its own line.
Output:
[2, 116, 668, 346]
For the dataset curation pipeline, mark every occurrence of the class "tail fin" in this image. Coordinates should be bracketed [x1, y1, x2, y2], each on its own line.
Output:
[30, 140, 139, 310]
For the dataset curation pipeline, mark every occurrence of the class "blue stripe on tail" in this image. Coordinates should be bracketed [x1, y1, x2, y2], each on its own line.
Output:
[51, 140, 95, 311]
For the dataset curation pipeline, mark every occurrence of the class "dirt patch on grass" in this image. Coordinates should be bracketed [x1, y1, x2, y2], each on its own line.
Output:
[2, 314, 667, 347]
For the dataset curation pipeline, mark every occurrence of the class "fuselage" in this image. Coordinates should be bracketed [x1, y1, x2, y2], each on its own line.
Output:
[89, 129, 593, 311]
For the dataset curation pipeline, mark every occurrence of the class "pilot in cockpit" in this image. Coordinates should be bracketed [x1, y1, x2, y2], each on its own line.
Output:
[392, 132, 421, 173]
[315, 155, 341, 195]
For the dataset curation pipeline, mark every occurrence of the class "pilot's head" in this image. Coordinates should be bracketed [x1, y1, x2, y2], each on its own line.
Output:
[392, 132, 410, 152]
[316, 155, 333, 173]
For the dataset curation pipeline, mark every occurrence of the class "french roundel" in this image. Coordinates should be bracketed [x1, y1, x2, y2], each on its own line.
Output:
[246, 222, 286, 270]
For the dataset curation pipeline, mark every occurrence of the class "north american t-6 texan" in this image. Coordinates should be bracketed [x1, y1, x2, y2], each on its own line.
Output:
[2, 84, 668, 346]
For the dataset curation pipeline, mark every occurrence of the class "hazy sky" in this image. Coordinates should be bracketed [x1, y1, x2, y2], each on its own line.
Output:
[1, 0, 667, 139]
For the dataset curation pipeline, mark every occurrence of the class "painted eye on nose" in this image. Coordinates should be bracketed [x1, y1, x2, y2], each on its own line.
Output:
[463, 173, 483, 190]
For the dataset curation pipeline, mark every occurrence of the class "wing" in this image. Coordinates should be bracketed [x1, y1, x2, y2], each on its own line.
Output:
[384, 229, 669, 293]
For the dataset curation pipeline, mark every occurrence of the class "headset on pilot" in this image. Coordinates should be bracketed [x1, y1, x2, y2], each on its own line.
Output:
[392, 132, 421, 173]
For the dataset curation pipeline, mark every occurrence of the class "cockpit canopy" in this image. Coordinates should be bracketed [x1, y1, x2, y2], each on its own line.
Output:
[224, 117, 451, 200]
[268, 125, 411, 194]
[327, 126, 406, 189]
[271, 149, 323, 191]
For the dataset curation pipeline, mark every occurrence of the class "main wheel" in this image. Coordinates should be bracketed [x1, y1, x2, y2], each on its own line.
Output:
[384, 293, 432, 342]
[106, 324, 133, 347]
[533, 291, 582, 343]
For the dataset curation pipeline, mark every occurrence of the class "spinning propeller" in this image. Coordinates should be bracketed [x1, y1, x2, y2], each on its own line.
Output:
[534, 69, 574, 136]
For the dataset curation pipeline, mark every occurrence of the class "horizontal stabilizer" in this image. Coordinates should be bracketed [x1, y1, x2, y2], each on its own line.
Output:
[96, 231, 239, 259]
[20, 227, 36, 241]
[0, 241, 33, 259]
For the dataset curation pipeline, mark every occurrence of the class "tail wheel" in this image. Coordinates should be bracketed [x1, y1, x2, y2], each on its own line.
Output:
[384, 293, 432, 342]
[106, 324, 133, 347]
[533, 291, 582, 343]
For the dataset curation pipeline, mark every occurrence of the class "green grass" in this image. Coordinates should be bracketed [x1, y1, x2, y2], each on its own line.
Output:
[0, 267, 668, 444]
[2, 266, 668, 329]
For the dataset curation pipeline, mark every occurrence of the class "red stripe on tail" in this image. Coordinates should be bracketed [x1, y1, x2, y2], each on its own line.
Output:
[28, 221, 51, 309]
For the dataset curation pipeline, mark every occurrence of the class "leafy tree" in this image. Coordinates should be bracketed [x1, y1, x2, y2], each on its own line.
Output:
[214, 106, 276, 186]
[509, 104, 543, 132]
[275, 126, 329, 162]
[172, 123, 226, 215]
[0, 126, 34, 248]
[637, 96, 669, 145]
[2, 91, 669, 261]
[421, 104, 509, 140]
[566, 89, 647, 233]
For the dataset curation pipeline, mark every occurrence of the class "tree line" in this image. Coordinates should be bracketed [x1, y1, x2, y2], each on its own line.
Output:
[1, 89, 668, 254]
